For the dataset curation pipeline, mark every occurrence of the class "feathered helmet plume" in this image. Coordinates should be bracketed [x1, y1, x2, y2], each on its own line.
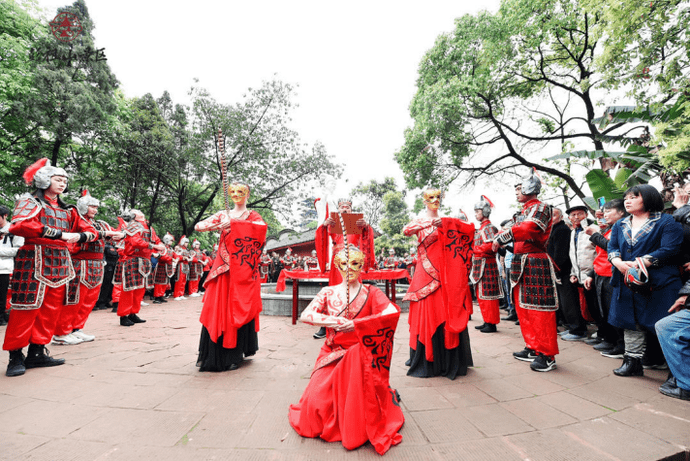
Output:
[23, 158, 68, 190]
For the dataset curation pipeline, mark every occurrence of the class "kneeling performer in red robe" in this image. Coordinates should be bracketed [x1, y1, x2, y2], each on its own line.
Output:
[289, 245, 404, 455]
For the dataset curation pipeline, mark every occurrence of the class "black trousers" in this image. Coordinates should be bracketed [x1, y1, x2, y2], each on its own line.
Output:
[0, 273, 9, 317]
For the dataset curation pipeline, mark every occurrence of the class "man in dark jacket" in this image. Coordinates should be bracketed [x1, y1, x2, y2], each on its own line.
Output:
[547, 208, 580, 335]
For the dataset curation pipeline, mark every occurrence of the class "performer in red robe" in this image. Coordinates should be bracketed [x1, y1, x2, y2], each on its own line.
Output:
[54, 190, 122, 344]
[289, 245, 404, 455]
[195, 183, 267, 372]
[4, 159, 98, 377]
[188, 239, 204, 297]
[117, 210, 165, 326]
[152, 233, 175, 304]
[314, 198, 375, 285]
[173, 236, 192, 300]
[471, 195, 503, 334]
[403, 188, 474, 379]
[313, 198, 375, 340]
[494, 173, 559, 372]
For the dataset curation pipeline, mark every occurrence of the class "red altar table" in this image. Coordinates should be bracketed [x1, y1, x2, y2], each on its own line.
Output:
[276, 269, 410, 324]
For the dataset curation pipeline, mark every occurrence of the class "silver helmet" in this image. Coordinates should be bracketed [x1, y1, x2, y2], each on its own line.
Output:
[76, 190, 100, 215]
[518, 173, 541, 196]
[24, 158, 68, 190]
[473, 195, 493, 217]
[163, 233, 174, 245]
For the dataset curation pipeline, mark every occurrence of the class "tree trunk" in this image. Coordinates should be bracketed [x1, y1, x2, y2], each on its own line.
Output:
[148, 172, 162, 223]
[51, 138, 62, 166]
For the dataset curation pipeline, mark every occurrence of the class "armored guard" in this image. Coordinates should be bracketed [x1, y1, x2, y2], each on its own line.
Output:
[4, 159, 98, 377]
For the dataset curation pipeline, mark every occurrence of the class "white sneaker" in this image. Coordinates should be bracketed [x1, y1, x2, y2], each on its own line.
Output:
[189, 292, 201, 298]
[174, 296, 184, 301]
[71, 330, 95, 342]
[52, 334, 82, 345]
[141, 302, 149, 306]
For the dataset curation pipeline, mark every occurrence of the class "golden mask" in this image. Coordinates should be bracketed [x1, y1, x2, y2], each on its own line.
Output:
[229, 183, 250, 204]
[333, 245, 365, 282]
[422, 189, 442, 210]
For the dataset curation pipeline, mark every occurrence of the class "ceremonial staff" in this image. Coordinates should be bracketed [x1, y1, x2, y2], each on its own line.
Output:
[217, 128, 231, 214]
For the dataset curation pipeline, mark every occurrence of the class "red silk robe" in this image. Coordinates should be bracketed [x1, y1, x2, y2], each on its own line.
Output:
[289, 285, 404, 455]
[198, 210, 267, 349]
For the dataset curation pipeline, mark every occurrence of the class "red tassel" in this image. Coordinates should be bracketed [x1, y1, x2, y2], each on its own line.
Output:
[481, 195, 495, 209]
[23, 158, 49, 186]
[82, 189, 89, 197]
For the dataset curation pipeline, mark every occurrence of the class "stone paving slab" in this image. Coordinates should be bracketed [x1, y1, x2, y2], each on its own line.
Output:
[0, 298, 688, 460]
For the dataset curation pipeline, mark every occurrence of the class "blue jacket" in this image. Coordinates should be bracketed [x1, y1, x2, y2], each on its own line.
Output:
[608, 212, 683, 331]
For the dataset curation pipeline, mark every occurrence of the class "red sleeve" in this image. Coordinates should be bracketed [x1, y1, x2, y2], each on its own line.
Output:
[511, 220, 542, 241]
[70, 209, 97, 238]
[9, 215, 44, 239]
[149, 226, 162, 245]
[127, 230, 150, 251]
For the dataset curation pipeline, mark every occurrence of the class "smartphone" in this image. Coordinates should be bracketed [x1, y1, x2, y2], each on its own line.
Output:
[597, 196, 606, 208]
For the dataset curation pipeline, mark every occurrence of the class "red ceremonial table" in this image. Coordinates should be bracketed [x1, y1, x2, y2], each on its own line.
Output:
[276, 269, 410, 324]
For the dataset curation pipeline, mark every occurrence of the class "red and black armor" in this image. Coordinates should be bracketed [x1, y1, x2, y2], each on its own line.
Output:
[470, 220, 504, 300]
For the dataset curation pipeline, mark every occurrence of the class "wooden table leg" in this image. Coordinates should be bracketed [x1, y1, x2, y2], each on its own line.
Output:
[292, 279, 299, 325]
[391, 279, 396, 304]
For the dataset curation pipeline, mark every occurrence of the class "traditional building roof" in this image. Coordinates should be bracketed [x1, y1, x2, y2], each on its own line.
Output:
[265, 228, 316, 252]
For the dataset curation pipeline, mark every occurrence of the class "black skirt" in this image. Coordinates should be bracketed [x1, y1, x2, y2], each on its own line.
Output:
[196, 320, 258, 372]
[406, 322, 473, 380]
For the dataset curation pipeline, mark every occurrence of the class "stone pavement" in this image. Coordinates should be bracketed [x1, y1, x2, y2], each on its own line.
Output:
[0, 297, 689, 461]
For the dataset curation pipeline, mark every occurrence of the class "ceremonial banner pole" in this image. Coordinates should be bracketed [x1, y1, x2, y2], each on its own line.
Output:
[217, 128, 231, 214]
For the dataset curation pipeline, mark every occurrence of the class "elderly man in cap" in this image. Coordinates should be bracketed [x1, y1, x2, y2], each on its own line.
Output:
[560, 204, 599, 341]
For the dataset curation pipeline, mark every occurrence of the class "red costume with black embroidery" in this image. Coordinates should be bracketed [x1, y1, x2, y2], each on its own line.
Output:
[55, 218, 109, 336]
[116, 220, 161, 317]
[195, 210, 267, 371]
[153, 246, 175, 298]
[289, 284, 404, 455]
[496, 198, 559, 357]
[3, 195, 97, 351]
[315, 225, 375, 285]
[470, 219, 503, 325]
[402, 217, 475, 379]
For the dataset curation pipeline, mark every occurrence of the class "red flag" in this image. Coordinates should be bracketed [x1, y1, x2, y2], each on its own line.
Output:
[437, 218, 474, 340]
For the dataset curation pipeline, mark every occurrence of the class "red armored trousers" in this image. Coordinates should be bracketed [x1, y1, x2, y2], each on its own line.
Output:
[3, 285, 66, 351]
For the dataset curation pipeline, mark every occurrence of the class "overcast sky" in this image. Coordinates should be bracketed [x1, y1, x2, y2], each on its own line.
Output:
[36, 0, 523, 220]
